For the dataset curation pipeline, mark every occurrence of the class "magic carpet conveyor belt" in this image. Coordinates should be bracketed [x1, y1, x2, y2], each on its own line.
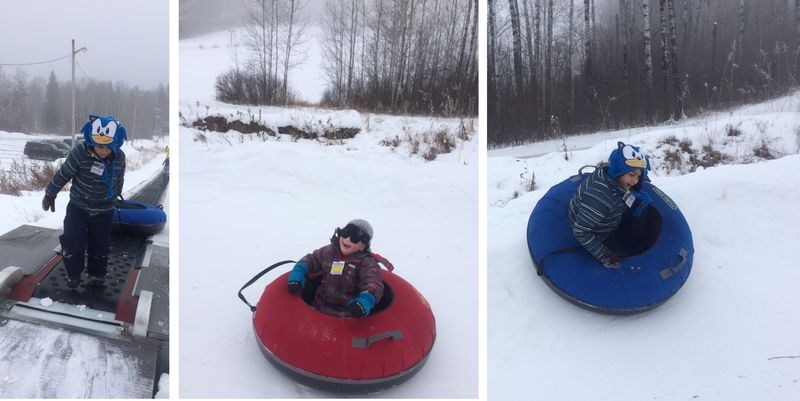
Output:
[4, 165, 169, 322]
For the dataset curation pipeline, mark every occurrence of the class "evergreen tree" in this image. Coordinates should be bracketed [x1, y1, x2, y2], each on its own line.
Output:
[44, 71, 61, 133]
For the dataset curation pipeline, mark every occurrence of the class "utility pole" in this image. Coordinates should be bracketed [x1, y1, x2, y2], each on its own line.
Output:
[132, 92, 140, 143]
[71, 39, 87, 148]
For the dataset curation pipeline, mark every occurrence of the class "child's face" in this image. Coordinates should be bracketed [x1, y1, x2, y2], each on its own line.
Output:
[94, 145, 112, 159]
[616, 169, 642, 190]
[339, 235, 366, 256]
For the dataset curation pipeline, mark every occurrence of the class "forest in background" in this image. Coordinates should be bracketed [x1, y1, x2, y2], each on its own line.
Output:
[0, 68, 168, 140]
[210, 0, 478, 117]
[489, 0, 800, 146]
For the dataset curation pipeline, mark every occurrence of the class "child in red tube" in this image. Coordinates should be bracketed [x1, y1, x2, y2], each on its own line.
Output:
[287, 219, 384, 318]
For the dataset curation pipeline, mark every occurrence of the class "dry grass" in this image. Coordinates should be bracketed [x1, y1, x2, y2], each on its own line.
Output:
[0, 159, 60, 196]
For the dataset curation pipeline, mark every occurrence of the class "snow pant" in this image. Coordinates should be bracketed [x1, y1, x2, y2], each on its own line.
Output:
[60, 202, 114, 279]
[604, 207, 652, 257]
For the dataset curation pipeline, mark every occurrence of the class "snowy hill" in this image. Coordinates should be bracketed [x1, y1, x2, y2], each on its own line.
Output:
[178, 110, 478, 397]
[180, 26, 479, 397]
[488, 91, 800, 400]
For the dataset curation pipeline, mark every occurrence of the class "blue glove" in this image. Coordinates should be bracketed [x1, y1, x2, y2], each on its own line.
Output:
[347, 292, 377, 317]
[287, 262, 308, 293]
[631, 191, 651, 218]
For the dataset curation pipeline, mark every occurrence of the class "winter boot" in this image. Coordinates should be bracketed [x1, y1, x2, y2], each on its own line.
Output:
[66, 276, 81, 289]
[88, 275, 107, 288]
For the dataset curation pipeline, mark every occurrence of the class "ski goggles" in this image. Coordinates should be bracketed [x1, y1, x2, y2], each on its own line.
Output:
[337, 224, 369, 244]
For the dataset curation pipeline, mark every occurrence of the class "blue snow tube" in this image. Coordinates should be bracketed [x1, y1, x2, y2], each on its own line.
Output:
[527, 173, 693, 314]
[112, 200, 167, 236]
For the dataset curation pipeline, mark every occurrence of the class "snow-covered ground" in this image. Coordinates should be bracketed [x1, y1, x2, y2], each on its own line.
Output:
[178, 109, 478, 399]
[488, 91, 800, 400]
[0, 131, 169, 397]
[0, 133, 169, 237]
[179, 25, 479, 398]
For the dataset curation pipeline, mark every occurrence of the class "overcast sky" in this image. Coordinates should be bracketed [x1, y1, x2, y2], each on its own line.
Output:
[0, 0, 168, 89]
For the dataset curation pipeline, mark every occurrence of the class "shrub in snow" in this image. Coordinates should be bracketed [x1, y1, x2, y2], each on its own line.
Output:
[726, 124, 743, 137]
[0, 159, 60, 196]
[753, 140, 776, 160]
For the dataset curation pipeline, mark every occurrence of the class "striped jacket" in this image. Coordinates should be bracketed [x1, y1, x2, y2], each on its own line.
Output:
[46, 143, 126, 216]
[568, 165, 629, 261]
[301, 243, 384, 316]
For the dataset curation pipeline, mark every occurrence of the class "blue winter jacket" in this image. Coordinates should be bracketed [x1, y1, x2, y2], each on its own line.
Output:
[567, 165, 629, 261]
[45, 143, 125, 216]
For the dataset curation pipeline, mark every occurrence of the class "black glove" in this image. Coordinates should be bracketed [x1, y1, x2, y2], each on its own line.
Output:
[42, 194, 56, 212]
[346, 292, 376, 317]
[601, 251, 621, 269]
[286, 262, 308, 294]
[347, 300, 365, 316]
[287, 281, 302, 294]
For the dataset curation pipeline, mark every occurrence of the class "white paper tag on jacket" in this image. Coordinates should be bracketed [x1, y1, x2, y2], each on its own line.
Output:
[90, 162, 105, 176]
[331, 261, 345, 275]
[623, 192, 635, 207]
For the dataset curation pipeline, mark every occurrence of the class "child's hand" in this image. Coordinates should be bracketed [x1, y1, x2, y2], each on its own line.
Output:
[601, 251, 621, 269]
[631, 191, 652, 218]
[287, 262, 308, 293]
[42, 194, 56, 212]
[347, 292, 377, 317]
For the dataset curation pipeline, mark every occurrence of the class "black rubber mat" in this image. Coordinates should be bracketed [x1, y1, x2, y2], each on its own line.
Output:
[32, 234, 146, 312]
[0, 225, 61, 276]
[128, 169, 168, 205]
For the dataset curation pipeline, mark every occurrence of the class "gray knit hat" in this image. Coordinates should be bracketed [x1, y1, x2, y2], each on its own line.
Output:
[347, 219, 373, 243]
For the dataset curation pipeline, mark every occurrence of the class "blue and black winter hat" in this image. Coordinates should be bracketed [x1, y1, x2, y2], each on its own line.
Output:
[608, 141, 650, 179]
[81, 115, 127, 151]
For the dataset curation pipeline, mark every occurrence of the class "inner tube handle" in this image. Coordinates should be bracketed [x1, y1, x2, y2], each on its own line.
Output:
[659, 248, 688, 279]
[237, 260, 296, 312]
[577, 164, 596, 175]
[352, 330, 405, 348]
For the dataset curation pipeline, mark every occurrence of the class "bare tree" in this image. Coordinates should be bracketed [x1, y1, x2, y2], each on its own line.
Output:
[620, 0, 631, 122]
[281, 0, 307, 105]
[535, 0, 543, 121]
[568, 0, 575, 120]
[584, 0, 594, 124]
[545, 0, 554, 131]
[242, 0, 278, 103]
[667, 0, 682, 119]
[523, 0, 536, 87]
[642, 0, 654, 121]
[659, 0, 670, 120]
[509, 0, 525, 97]
[489, 0, 501, 130]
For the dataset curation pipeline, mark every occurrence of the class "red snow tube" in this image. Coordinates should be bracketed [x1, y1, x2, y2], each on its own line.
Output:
[247, 268, 436, 393]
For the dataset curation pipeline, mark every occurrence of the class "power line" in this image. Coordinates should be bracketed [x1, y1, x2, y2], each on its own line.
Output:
[75, 60, 89, 79]
[0, 53, 71, 66]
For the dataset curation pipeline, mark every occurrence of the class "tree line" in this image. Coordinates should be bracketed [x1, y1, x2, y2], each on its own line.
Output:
[215, 0, 478, 117]
[320, 0, 478, 116]
[215, 0, 308, 107]
[0, 68, 168, 140]
[489, 0, 800, 147]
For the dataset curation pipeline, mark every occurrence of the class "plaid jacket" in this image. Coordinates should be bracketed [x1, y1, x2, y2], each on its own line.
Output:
[301, 243, 384, 316]
[46, 143, 125, 216]
[567, 165, 628, 261]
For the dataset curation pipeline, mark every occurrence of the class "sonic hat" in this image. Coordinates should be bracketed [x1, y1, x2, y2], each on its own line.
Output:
[81, 115, 127, 150]
[608, 141, 650, 179]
